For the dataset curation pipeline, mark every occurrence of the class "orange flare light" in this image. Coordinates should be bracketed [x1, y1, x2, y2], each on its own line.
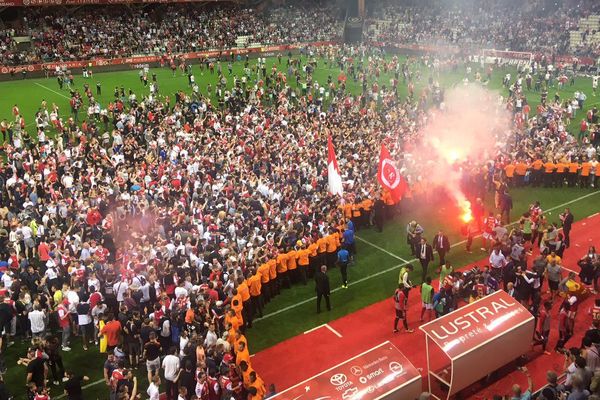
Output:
[460, 200, 473, 223]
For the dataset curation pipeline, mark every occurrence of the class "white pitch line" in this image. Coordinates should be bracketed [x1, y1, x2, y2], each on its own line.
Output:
[304, 323, 326, 334]
[588, 212, 599, 219]
[255, 190, 600, 322]
[325, 323, 343, 338]
[355, 235, 411, 262]
[34, 82, 71, 99]
[54, 378, 106, 399]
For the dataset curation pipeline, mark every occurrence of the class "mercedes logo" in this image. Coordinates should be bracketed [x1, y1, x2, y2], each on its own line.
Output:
[350, 366, 363, 376]
[330, 373, 348, 386]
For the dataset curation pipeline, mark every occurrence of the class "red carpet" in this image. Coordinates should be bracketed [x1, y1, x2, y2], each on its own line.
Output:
[252, 213, 600, 399]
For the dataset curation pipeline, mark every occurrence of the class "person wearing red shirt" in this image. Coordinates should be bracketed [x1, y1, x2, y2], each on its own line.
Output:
[57, 299, 72, 351]
[393, 285, 413, 333]
[100, 313, 122, 350]
[37, 241, 50, 262]
[535, 301, 552, 355]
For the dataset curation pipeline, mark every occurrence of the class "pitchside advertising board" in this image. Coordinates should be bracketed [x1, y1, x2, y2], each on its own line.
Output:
[271, 341, 421, 400]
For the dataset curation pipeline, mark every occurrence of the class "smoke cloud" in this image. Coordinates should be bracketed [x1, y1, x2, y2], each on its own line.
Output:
[407, 84, 512, 218]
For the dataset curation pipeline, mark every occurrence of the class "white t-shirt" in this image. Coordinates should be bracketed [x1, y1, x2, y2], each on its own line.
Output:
[113, 281, 129, 302]
[162, 355, 180, 382]
[28, 310, 46, 333]
[147, 382, 160, 400]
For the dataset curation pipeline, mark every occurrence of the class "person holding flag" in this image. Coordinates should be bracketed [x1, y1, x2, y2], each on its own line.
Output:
[327, 135, 343, 196]
[377, 143, 408, 216]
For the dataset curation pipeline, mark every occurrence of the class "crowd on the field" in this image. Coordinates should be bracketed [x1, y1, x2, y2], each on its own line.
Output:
[0, 37, 600, 399]
[0, 1, 341, 67]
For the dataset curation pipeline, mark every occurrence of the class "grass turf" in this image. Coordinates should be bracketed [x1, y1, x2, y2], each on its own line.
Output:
[0, 55, 599, 399]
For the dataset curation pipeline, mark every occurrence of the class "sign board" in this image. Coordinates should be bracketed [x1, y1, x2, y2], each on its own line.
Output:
[420, 290, 533, 360]
[271, 341, 421, 400]
[420, 290, 535, 397]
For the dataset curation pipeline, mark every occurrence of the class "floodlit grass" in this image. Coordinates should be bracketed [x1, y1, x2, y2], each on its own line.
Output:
[1, 54, 598, 399]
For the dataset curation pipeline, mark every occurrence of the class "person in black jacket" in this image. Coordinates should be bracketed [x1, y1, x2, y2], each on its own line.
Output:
[314, 265, 331, 313]
[560, 208, 574, 248]
[417, 238, 434, 282]
[432, 230, 450, 267]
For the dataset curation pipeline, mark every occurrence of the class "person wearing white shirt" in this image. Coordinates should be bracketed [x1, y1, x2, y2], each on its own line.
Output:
[489, 248, 507, 281]
[28, 305, 46, 338]
[113, 280, 129, 303]
[147, 375, 161, 400]
[162, 347, 180, 399]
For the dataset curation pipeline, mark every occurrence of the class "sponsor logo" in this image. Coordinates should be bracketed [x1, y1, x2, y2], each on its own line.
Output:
[341, 387, 358, 399]
[389, 362, 403, 374]
[429, 298, 518, 340]
[329, 373, 347, 386]
[350, 366, 363, 376]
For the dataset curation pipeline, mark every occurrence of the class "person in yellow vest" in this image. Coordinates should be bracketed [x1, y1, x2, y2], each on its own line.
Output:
[286, 247, 298, 283]
[543, 159, 555, 188]
[594, 158, 600, 188]
[554, 159, 567, 187]
[531, 158, 544, 187]
[514, 160, 528, 187]
[504, 161, 516, 187]
[568, 158, 580, 187]
[307, 239, 319, 279]
[237, 276, 251, 329]
[580, 158, 592, 188]
[267, 258, 277, 297]
[296, 241, 310, 285]
[360, 198, 373, 228]
[351, 201, 362, 230]
[325, 229, 339, 269]
[276, 251, 290, 291]
[257, 261, 271, 304]
[316, 233, 328, 269]
[247, 269, 263, 319]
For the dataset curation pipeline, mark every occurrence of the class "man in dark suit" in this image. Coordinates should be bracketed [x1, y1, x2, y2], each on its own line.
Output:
[417, 238, 434, 282]
[432, 230, 451, 267]
[314, 265, 331, 313]
[560, 208, 574, 248]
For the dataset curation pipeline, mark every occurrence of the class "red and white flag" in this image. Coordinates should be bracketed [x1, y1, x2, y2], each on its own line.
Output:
[327, 135, 343, 196]
[377, 143, 408, 204]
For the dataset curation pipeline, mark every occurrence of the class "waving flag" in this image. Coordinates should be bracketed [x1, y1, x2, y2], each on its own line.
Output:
[377, 143, 408, 204]
[327, 135, 343, 196]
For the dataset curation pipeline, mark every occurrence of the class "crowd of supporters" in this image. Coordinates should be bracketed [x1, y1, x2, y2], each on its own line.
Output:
[0, 29, 599, 399]
[2, 0, 600, 68]
[0, 1, 341, 67]
[367, 0, 600, 59]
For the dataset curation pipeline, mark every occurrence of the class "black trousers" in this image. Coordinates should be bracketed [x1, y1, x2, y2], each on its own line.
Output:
[563, 227, 571, 247]
[437, 249, 447, 266]
[251, 296, 263, 318]
[339, 262, 348, 285]
[419, 259, 429, 281]
[316, 292, 331, 313]
[165, 379, 178, 400]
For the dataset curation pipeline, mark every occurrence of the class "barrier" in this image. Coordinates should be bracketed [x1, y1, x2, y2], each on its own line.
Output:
[270, 341, 422, 400]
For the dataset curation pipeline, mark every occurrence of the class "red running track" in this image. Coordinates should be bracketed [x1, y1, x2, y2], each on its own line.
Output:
[252, 213, 600, 399]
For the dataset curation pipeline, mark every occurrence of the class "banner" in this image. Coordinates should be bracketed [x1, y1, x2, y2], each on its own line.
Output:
[0, 42, 336, 74]
[271, 341, 421, 400]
